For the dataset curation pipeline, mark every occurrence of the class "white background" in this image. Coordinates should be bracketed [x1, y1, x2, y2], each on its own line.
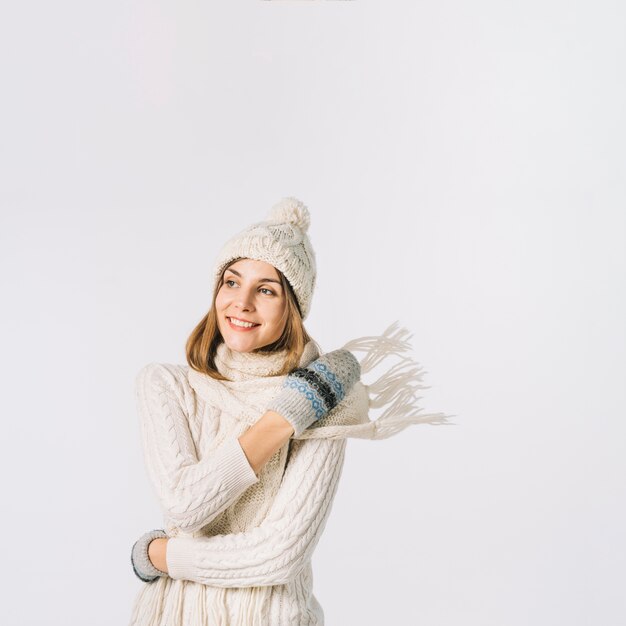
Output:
[1, 1, 625, 625]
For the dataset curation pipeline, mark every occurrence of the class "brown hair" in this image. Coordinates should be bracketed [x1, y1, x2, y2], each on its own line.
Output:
[185, 257, 320, 380]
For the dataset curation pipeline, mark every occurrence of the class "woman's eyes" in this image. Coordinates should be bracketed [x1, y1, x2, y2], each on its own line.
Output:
[225, 280, 275, 296]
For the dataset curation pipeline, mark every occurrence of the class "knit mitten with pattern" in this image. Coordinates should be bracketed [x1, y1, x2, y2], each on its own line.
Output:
[267, 348, 361, 438]
[131, 529, 169, 583]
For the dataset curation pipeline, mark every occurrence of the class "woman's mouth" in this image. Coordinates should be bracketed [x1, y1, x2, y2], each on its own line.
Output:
[227, 316, 261, 332]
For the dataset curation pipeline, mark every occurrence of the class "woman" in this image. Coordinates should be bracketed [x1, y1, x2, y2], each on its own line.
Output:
[129, 197, 451, 625]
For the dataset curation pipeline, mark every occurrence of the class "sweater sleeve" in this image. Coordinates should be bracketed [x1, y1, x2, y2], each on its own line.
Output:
[165, 436, 347, 587]
[135, 363, 260, 534]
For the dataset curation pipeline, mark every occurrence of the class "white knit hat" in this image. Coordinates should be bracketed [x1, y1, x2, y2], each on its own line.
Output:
[211, 197, 317, 320]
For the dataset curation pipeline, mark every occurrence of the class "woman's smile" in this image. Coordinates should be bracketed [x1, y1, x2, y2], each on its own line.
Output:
[226, 316, 261, 331]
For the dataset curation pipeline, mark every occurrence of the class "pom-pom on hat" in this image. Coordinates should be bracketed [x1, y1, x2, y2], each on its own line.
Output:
[211, 197, 317, 320]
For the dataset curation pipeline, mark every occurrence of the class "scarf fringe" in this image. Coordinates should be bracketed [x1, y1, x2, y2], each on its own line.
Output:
[169, 580, 185, 623]
[129, 576, 168, 625]
[206, 585, 229, 624]
[188, 582, 207, 624]
[234, 586, 272, 626]
[130, 579, 271, 626]
[338, 320, 456, 440]
[342, 319, 414, 373]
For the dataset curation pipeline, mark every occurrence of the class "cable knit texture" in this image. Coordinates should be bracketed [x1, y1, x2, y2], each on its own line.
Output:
[129, 321, 453, 625]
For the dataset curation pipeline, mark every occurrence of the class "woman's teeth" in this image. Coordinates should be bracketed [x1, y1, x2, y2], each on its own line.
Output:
[229, 317, 259, 328]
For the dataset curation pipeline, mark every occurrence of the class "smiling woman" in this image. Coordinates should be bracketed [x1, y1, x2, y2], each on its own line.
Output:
[129, 197, 452, 626]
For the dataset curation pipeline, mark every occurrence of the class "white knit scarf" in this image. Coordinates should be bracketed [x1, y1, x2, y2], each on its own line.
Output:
[189, 319, 452, 440]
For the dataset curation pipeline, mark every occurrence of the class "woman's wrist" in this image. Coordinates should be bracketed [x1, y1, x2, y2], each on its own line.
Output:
[262, 409, 296, 435]
[238, 410, 294, 475]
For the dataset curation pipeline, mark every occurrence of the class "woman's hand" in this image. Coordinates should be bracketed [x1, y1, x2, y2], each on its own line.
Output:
[266, 348, 361, 438]
[130, 529, 170, 582]
[148, 537, 169, 573]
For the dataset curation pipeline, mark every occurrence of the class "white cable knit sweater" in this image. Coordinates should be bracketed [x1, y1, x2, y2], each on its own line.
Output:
[129, 322, 452, 625]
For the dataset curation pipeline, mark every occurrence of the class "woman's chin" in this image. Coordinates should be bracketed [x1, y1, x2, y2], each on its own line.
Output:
[223, 334, 260, 353]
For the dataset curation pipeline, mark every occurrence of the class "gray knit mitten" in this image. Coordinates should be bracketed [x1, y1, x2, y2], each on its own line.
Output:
[131, 529, 168, 583]
[267, 348, 361, 438]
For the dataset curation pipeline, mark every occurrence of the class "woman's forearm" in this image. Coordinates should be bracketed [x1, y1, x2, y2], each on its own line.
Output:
[145, 411, 294, 576]
[237, 410, 295, 476]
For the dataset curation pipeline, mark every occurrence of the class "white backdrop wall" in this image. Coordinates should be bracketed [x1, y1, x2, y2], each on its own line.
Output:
[1, 1, 624, 625]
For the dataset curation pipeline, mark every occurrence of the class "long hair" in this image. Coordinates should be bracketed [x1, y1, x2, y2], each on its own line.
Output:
[185, 257, 320, 380]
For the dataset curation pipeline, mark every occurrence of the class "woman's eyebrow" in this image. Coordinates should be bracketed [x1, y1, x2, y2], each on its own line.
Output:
[225, 268, 281, 285]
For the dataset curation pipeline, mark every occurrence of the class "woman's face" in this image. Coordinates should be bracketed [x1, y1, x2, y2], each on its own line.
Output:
[215, 258, 288, 353]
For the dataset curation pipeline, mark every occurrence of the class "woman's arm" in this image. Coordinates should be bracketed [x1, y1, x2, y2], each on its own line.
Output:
[161, 435, 347, 587]
[136, 364, 292, 534]
[237, 410, 294, 474]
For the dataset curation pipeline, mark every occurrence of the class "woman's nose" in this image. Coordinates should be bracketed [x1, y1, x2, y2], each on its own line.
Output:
[235, 287, 255, 309]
